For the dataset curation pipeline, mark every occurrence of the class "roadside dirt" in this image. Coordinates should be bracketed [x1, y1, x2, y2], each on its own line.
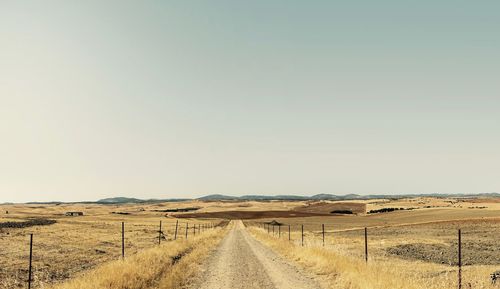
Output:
[187, 221, 322, 289]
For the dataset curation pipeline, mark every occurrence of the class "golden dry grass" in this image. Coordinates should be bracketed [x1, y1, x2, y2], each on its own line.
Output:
[0, 203, 218, 288]
[1, 197, 499, 289]
[248, 226, 498, 289]
[48, 226, 226, 289]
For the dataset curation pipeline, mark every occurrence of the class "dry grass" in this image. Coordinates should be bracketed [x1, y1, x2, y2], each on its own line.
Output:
[1, 198, 498, 289]
[0, 203, 218, 288]
[48, 227, 226, 289]
[247, 222, 499, 289]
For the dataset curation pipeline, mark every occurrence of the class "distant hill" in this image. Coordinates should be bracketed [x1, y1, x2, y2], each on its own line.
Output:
[97, 197, 145, 204]
[96, 197, 189, 204]
[197, 194, 238, 201]
[239, 195, 308, 200]
[196, 192, 500, 201]
[6, 192, 498, 205]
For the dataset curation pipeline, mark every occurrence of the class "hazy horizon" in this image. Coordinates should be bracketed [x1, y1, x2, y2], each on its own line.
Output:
[1, 1, 499, 203]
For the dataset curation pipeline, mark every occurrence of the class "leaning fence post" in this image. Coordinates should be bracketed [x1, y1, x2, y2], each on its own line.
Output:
[458, 229, 462, 289]
[28, 233, 33, 289]
[185, 222, 189, 239]
[174, 220, 179, 240]
[364, 227, 368, 263]
[122, 222, 125, 259]
[158, 221, 162, 244]
[322, 224, 325, 246]
[301, 224, 304, 246]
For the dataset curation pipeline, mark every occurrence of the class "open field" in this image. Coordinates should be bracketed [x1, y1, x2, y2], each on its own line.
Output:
[0, 203, 220, 288]
[1, 197, 499, 289]
[242, 198, 500, 288]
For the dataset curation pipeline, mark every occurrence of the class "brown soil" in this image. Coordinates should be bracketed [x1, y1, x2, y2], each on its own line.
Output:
[174, 210, 331, 219]
[464, 198, 500, 203]
[0, 218, 56, 229]
[386, 240, 500, 266]
[295, 202, 366, 214]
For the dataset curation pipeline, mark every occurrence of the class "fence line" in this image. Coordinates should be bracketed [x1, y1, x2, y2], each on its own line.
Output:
[256, 221, 468, 288]
[22, 219, 221, 289]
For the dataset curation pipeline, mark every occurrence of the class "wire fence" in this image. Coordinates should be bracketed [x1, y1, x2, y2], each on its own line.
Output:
[0, 219, 220, 289]
[248, 219, 500, 288]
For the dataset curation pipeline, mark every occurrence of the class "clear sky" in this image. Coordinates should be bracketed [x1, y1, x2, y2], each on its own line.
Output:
[1, 1, 499, 202]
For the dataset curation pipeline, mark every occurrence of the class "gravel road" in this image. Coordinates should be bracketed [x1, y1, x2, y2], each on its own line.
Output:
[188, 220, 322, 289]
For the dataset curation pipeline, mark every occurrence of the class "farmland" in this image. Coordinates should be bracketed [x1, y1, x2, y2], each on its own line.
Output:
[1, 197, 499, 289]
[0, 202, 218, 288]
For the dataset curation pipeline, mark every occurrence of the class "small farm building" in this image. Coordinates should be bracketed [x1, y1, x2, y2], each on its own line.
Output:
[65, 211, 84, 216]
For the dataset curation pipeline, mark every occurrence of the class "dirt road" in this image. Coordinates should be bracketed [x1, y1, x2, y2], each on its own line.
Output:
[188, 221, 322, 289]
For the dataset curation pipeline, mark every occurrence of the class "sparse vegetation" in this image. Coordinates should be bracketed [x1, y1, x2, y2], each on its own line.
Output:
[248, 221, 500, 289]
[1, 197, 499, 289]
[47, 228, 225, 289]
[367, 207, 415, 214]
[0, 218, 56, 229]
[330, 210, 353, 214]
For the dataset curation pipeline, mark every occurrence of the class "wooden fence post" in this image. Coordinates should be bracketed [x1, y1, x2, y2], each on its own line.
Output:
[185, 222, 188, 239]
[28, 234, 33, 289]
[158, 221, 162, 244]
[174, 220, 179, 240]
[267, 224, 270, 234]
[193, 224, 196, 236]
[288, 225, 291, 241]
[301, 224, 304, 246]
[122, 222, 125, 259]
[458, 229, 462, 289]
[272, 225, 275, 235]
[364, 227, 368, 263]
[198, 224, 201, 234]
[322, 224, 325, 246]
[278, 225, 281, 238]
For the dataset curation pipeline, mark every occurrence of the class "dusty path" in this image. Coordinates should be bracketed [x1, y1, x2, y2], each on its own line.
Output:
[188, 221, 322, 289]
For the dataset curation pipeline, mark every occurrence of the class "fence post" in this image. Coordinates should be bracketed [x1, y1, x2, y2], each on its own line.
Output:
[185, 222, 188, 239]
[278, 225, 281, 238]
[288, 225, 291, 241]
[28, 234, 33, 289]
[322, 224, 325, 246]
[158, 221, 162, 245]
[198, 224, 201, 234]
[174, 220, 179, 240]
[301, 224, 304, 246]
[458, 229, 462, 289]
[267, 224, 270, 234]
[122, 222, 125, 259]
[364, 227, 368, 263]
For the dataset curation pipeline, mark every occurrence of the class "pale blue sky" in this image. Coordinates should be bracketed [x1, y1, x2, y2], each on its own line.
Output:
[1, 1, 499, 202]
